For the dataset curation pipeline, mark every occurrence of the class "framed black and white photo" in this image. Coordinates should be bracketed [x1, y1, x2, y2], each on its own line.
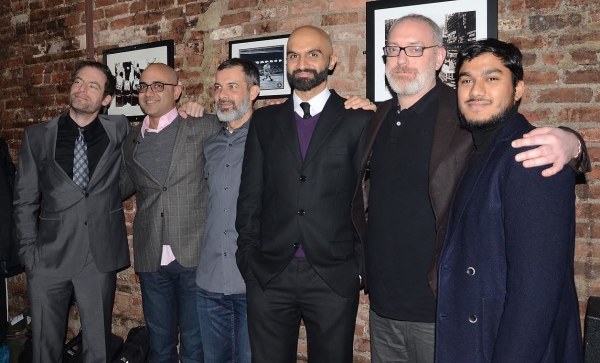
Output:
[103, 40, 175, 121]
[366, 0, 498, 102]
[229, 35, 291, 98]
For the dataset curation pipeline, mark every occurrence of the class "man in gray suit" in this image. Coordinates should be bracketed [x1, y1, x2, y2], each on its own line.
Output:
[120, 63, 220, 362]
[13, 61, 131, 363]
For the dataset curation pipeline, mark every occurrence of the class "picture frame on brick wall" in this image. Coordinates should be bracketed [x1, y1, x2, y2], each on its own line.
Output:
[366, 0, 498, 103]
[103, 40, 175, 121]
[229, 35, 291, 99]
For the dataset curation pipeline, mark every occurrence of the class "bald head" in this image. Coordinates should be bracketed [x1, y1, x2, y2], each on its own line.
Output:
[143, 63, 179, 84]
[289, 26, 334, 58]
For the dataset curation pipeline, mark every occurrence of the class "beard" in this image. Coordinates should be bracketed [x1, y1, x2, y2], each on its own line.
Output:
[216, 93, 251, 123]
[385, 55, 438, 97]
[69, 93, 104, 115]
[287, 66, 329, 92]
[459, 97, 517, 132]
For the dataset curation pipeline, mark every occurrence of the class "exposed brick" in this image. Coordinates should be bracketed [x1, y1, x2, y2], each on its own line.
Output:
[291, 0, 327, 16]
[330, 0, 367, 11]
[529, 13, 582, 32]
[524, 71, 558, 85]
[220, 11, 251, 26]
[228, 0, 259, 10]
[509, 0, 560, 12]
[571, 50, 598, 65]
[536, 88, 593, 103]
[556, 107, 600, 122]
[565, 69, 600, 84]
[322, 12, 359, 26]
[243, 21, 279, 36]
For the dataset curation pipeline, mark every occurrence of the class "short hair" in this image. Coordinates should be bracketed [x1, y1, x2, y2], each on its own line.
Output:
[389, 14, 443, 46]
[456, 38, 524, 87]
[217, 58, 260, 89]
[71, 61, 117, 98]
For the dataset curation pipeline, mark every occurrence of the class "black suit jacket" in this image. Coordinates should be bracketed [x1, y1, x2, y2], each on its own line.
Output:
[236, 90, 372, 298]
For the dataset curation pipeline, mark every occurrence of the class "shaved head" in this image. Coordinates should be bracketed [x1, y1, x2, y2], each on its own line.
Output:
[289, 26, 334, 58]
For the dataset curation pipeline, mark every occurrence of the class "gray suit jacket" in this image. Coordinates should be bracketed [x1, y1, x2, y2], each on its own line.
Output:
[13, 113, 131, 277]
[120, 114, 220, 272]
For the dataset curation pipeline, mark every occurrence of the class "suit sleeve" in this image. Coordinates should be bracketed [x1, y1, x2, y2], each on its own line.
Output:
[491, 161, 576, 362]
[13, 129, 41, 269]
[119, 154, 136, 201]
[235, 117, 263, 282]
[558, 126, 591, 175]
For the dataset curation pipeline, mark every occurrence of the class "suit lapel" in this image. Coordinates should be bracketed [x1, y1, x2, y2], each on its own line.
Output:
[88, 115, 115, 190]
[165, 116, 186, 181]
[44, 117, 75, 187]
[128, 126, 162, 185]
[276, 99, 303, 166]
[302, 92, 345, 166]
[429, 86, 459, 181]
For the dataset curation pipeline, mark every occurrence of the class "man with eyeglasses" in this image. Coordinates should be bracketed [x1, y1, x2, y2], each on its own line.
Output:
[350, 14, 589, 363]
[120, 62, 220, 362]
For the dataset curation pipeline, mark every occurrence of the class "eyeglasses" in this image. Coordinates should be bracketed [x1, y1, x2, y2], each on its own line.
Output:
[138, 82, 178, 93]
[383, 45, 439, 57]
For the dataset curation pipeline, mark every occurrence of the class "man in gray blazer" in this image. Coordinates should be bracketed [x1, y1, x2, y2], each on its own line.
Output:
[13, 61, 131, 363]
[120, 63, 220, 362]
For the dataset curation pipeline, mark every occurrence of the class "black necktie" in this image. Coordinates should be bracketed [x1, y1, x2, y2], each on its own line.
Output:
[73, 127, 89, 191]
[300, 102, 311, 119]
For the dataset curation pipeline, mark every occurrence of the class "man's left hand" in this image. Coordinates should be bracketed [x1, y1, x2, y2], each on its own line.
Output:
[343, 95, 377, 111]
[178, 102, 205, 118]
[511, 127, 580, 177]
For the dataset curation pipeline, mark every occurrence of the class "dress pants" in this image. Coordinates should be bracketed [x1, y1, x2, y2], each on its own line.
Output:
[245, 258, 359, 363]
[27, 251, 116, 363]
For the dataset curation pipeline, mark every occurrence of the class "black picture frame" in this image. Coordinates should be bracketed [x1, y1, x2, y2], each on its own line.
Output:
[229, 35, 291, 99]
[103, 40, 175, 121]
[366, 0, 498, 102]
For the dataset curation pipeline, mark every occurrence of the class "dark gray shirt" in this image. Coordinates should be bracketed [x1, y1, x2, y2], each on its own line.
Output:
[195, 121, 249, 295]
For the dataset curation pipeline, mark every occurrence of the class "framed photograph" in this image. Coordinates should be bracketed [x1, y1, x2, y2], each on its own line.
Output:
[229, 35, 291, 98]
[103, 40, 175, 121]
[366, 0, 498, 102]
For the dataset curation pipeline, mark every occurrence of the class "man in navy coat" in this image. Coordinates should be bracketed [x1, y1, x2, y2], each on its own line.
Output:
[435, 39, 583, 363]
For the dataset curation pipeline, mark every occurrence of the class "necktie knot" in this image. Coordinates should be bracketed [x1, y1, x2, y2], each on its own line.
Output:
[300, 102, 311, 119]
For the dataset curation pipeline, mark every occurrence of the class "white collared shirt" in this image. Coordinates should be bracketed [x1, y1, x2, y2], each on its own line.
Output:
[293, 87, 331, 118]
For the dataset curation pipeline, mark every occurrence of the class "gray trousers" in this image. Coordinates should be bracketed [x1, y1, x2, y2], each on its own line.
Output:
[27, 252, 116, 363]
[369, 309, 435, 363]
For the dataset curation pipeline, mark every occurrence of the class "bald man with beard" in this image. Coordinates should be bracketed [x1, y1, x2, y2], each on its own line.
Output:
[235, 26, 373, 363]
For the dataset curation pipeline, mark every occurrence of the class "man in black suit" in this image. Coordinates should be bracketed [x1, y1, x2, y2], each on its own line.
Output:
[235, 26, 372, 363]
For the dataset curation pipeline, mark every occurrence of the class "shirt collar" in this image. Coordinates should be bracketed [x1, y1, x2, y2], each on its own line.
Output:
[392, 80, 441, 115]
[293, 87, 331, 117]
[141, 107, 178, 137]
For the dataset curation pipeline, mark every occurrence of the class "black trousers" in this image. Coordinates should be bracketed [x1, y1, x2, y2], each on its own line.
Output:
[246, 258, 359, 363]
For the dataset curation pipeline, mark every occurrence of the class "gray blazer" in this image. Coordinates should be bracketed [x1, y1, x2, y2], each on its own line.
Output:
[13, 113, 131, 277]
[120, 114, 220, 272]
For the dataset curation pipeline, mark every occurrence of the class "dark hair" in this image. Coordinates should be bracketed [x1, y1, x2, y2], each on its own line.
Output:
[217, 58, 260, 89]
[71, 61, 117, 98]
[456, 38, 523, 87]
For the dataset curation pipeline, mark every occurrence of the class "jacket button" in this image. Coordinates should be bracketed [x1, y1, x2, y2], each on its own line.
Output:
[469, 315, 477, 323]
[466, 267, 475, 275]
[163, 187, 167, 191]
[84, 221, 87, 225]
[293, 243, 299, 248]
[85, 193, 89, 198]
[298, 209, 305, 216]
[299, 175, 307, 182]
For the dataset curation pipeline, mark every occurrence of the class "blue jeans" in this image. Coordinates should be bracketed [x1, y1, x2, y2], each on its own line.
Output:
[138, 261, 203, 363]
[196, 287, 251, 363]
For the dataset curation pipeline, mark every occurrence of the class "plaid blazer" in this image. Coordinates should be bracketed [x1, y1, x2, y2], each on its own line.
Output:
[120, 114, 221, 272]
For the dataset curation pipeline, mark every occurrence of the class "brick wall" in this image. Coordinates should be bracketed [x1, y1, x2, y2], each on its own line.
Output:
[1, 0, 598, 361]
